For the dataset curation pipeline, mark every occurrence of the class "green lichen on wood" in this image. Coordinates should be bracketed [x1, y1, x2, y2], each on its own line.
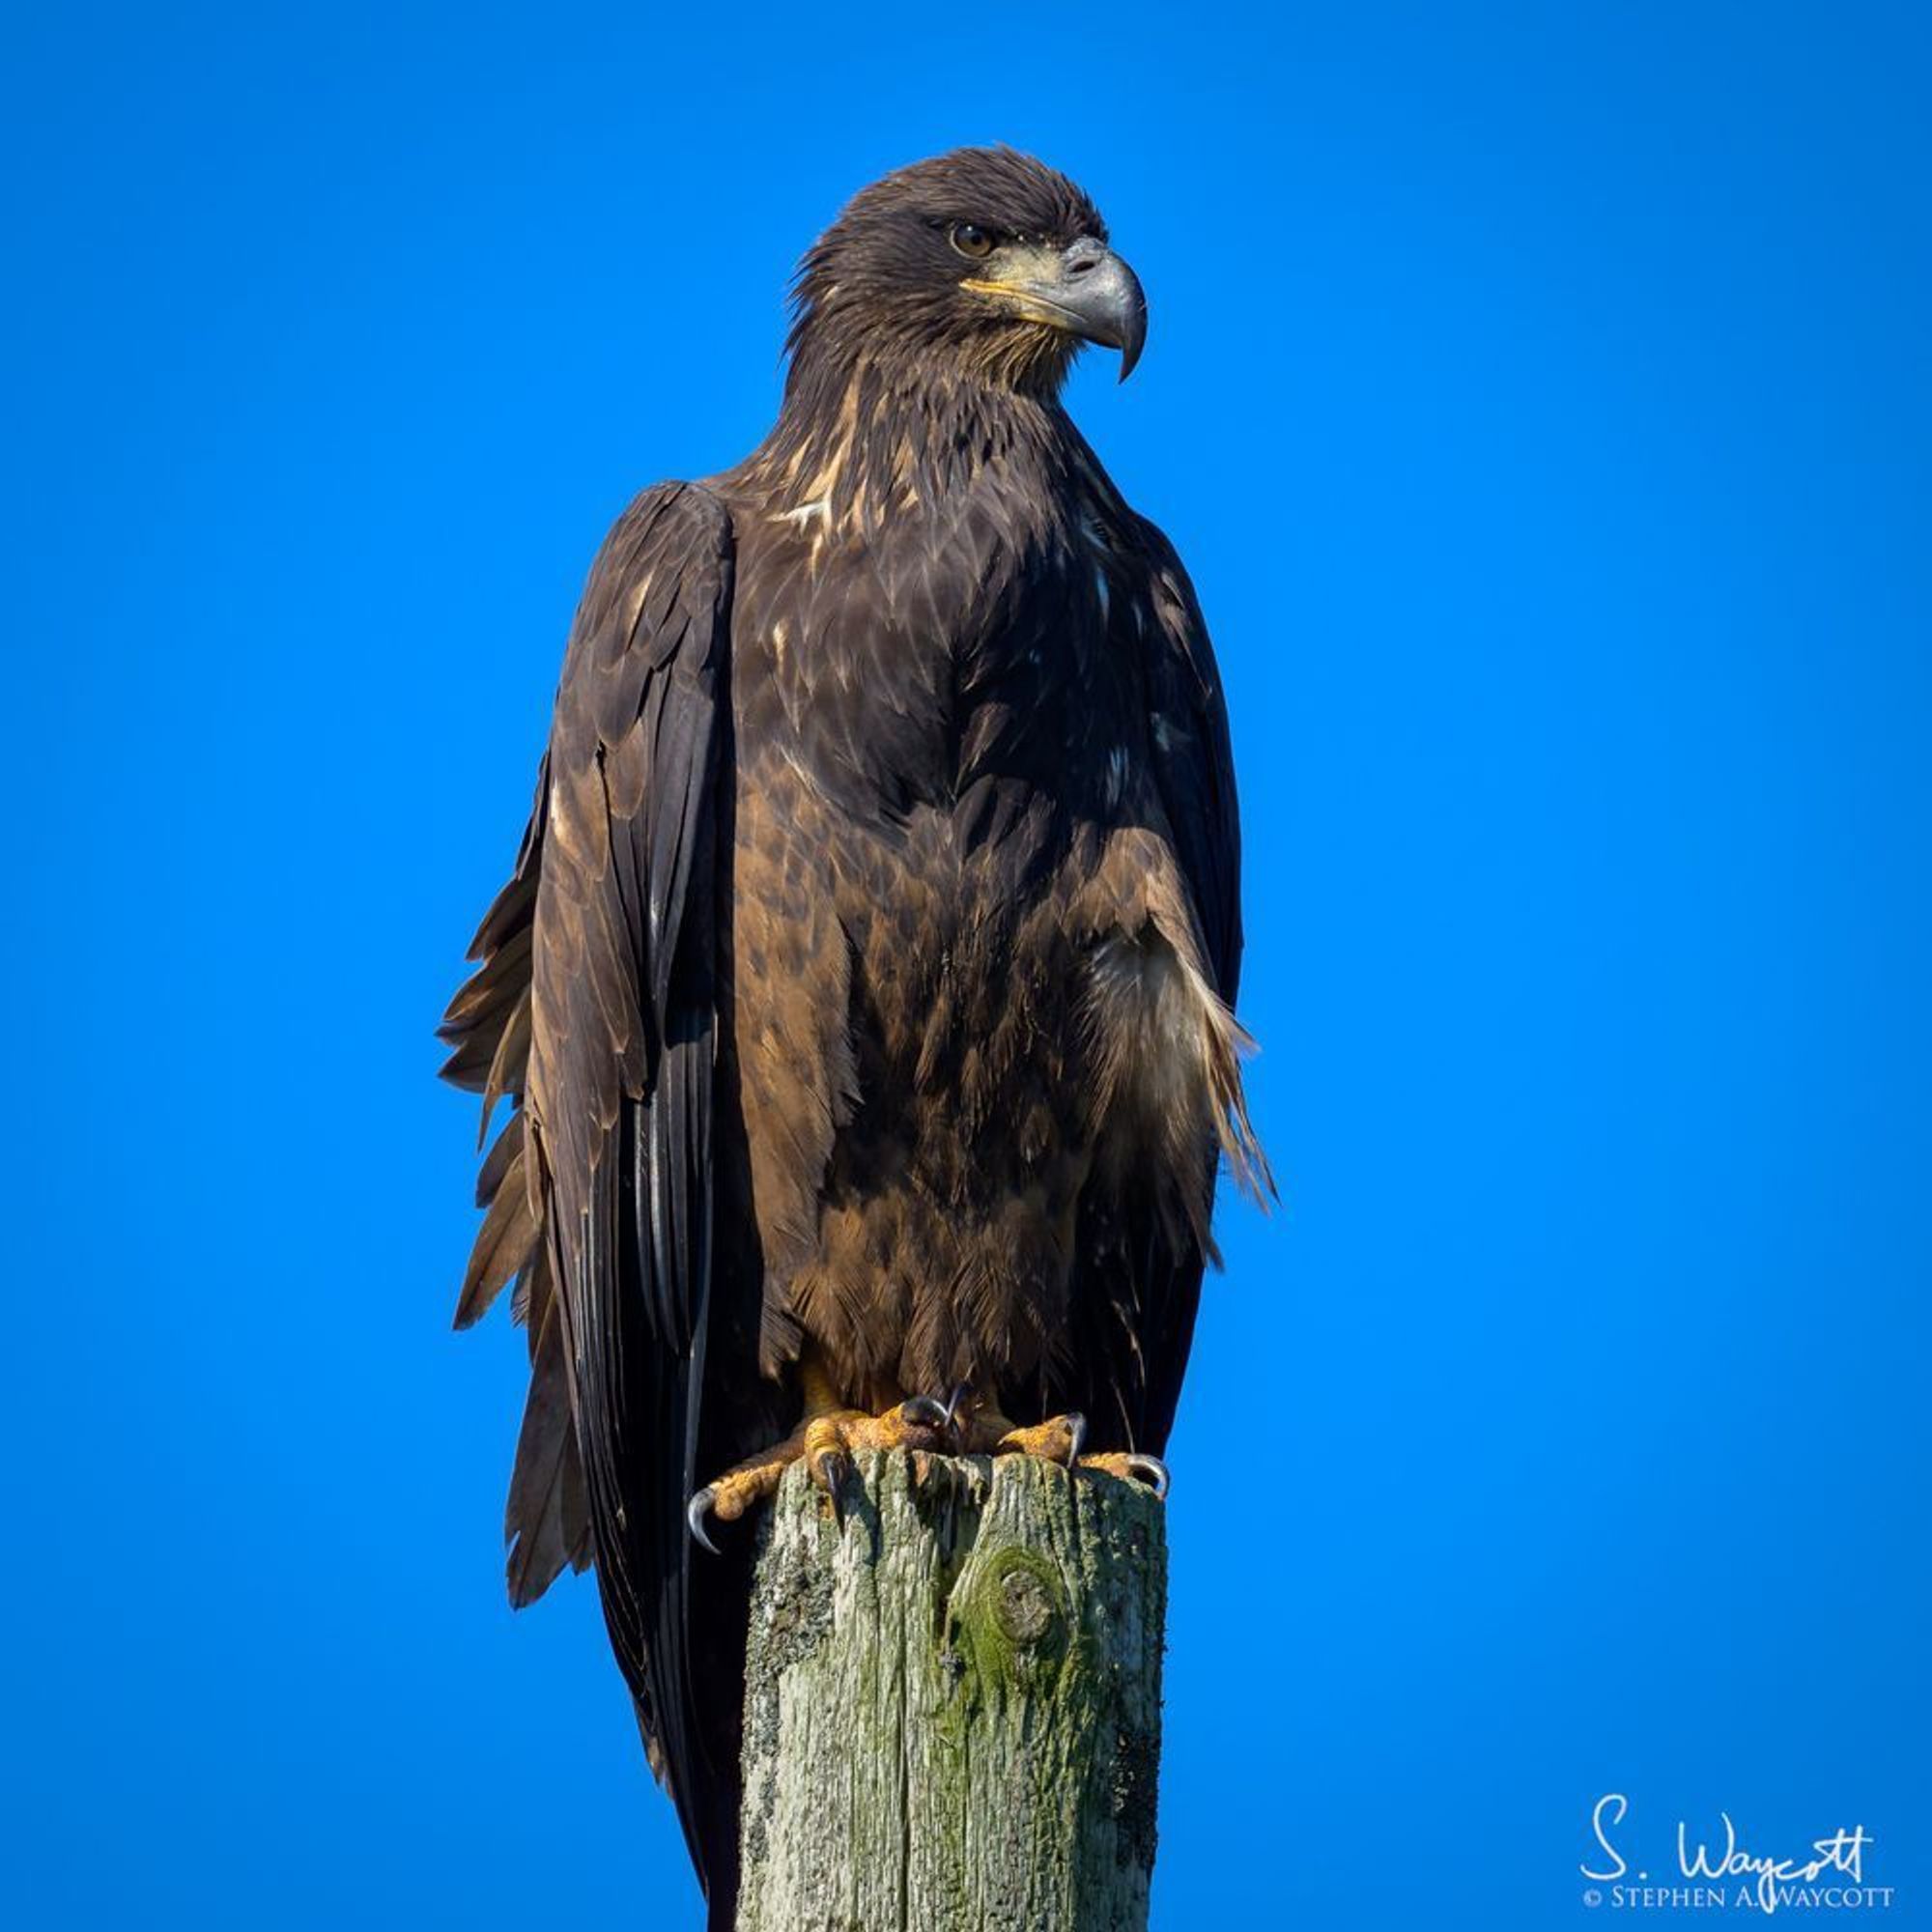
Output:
[736, 1451, 1168, 1932]
[944, 1542, 1073, 1717]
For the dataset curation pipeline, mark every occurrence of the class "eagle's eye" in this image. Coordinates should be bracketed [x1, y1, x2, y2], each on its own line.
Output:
[950, 222, 996, 261]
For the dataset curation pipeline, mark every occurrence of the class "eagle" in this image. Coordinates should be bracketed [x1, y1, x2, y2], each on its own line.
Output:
[440, 146, 1264, 1926]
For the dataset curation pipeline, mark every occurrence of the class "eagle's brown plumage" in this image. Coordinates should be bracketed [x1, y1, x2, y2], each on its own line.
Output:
[440, 146, 1263, 1925]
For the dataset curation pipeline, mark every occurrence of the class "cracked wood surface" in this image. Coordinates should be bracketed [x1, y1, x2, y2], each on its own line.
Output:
[736, 1452, 1168, 1932]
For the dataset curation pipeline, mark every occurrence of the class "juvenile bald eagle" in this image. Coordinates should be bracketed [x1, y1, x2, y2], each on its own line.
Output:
[440, 146, 1264, 1925]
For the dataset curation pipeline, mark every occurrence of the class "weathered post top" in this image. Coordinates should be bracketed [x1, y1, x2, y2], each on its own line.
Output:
[737, 1452, 1169, 1932]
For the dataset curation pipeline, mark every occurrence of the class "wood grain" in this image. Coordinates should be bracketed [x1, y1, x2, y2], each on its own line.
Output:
[737, 1452, 1167, 1932]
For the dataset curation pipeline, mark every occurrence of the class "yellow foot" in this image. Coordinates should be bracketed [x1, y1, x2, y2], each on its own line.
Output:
[943, 1386, 1169, 1498]
[687, 1395, 952, 1552]
[996, 1412, 1088, 1464]
[944, 1385, 1084, 1463]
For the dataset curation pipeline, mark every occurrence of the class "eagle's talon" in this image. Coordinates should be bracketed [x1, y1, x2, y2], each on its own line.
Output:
[688, 1377, 1050, 1557]
[809, 1446, 853, 1501]
[899, 1393, 952, 1434]
[687, 1487, 722, 1555]
[1077, 1451, 1171, 1500]
[990, 1410, 1086, 1464]
[941, 1382, 975, 1436]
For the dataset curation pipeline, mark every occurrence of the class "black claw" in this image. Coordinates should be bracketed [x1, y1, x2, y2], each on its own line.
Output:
[811, 1448, 853, 1522]
[901, 1394, 951, 1434]
[941, 1382, 974, 1435]
[687, 1487, 722, 1555]
[1065, 1412, 1088, 1467]
[1125, 1454, 1171, 1501]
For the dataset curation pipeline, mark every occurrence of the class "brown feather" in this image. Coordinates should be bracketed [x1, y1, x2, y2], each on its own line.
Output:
[453, 1141, 536, 1329]
[503, 1294, 584, 1607]
[474, 1112, 525, 1210]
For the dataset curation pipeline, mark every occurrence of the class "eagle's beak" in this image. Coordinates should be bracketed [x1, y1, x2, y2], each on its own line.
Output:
[963, 239, 1149, 381]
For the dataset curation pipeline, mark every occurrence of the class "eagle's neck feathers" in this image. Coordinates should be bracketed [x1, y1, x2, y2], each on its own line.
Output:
[739, 348, 1084, 544]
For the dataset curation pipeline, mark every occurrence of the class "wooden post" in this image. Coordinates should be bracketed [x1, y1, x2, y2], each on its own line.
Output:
[736, 1452, 1168, 1932]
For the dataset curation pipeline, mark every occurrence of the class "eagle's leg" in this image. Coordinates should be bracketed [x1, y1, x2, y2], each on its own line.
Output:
[687, 1351, 952, 1551]
[945, 1387, 1170, 1497]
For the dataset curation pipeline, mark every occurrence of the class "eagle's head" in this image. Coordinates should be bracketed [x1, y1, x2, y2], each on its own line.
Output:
[787, 147, 1147, 395]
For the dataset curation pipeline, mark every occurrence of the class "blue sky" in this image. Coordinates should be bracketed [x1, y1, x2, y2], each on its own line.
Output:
[8, 3, 1929, 1925]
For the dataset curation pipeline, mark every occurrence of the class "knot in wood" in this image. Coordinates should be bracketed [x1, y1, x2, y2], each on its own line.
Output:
[994, 1564, 1057, 1648]
[972, 1546, 1066, 1667]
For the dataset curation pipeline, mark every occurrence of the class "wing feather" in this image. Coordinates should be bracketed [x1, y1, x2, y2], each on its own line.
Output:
[1129, 515, 1242, 1003]
[1063, 511, 1248, 1455]
[523, 481, 736, 1904]
[441, 481, 738, 1916]
[453, 1136, 536, 1329]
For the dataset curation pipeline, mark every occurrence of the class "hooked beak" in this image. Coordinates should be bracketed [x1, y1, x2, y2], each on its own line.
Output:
[963, 237, 1149, 381]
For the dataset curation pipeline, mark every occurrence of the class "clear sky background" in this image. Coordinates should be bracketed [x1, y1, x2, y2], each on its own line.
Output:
[7, 3, 1929, 1926]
